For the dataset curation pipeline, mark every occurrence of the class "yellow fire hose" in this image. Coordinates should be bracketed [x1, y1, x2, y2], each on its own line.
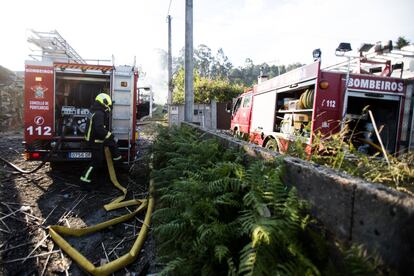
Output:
[48, 147, 154, 275]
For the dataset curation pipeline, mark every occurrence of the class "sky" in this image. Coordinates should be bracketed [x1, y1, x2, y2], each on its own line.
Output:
[0, 0, 413, 102]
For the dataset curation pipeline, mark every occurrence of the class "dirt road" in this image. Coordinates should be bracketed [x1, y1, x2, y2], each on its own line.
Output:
[0, 124, 157, 275]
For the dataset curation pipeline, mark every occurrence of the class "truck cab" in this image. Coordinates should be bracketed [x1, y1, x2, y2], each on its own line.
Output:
[230, 89, 253, 136]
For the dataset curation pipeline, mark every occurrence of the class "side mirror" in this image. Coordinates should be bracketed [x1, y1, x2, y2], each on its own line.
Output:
[225, 102, 232, 113]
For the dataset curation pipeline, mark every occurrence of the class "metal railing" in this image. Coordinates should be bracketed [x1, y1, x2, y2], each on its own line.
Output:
[27, 29, 86, 64]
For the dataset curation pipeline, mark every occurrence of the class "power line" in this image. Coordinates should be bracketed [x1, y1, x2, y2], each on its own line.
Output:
[167, 0, 173, 16]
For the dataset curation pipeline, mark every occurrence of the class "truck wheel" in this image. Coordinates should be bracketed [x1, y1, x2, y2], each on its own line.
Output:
[265, 139, 278, 151]
[233, 128, 241, 137]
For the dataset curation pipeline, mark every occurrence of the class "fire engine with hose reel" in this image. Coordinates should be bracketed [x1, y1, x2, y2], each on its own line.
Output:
[0, 30, 155, 275]
[229, 41, 414, 156]
[22, 30, 139, 167]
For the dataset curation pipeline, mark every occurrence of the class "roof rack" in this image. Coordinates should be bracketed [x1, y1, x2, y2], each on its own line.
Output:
[28, 30, 86, 64]
[324, 43, 414, 79]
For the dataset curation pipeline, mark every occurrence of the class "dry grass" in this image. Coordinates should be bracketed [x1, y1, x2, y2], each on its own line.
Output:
[287, 124, 414, 195]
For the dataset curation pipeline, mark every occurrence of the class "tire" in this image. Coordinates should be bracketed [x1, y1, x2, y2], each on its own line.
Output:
[233, 128, 241, 137]
[265, 139, 278, 151]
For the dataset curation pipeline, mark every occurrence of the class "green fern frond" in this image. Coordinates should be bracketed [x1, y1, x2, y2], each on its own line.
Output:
[287, 243, 321, 276]
[159, 257, 187, 276]
[275, 260, 297, 276]
[213, 192, 241, 207]
[155, 220, 188, 239]
[238, 243, 257, 276]
[238, 210, 257, 234]
[243, 189, 266, 210]
[214, 245, 230, 263]
[152, 207, 180, 222]
[208, 178, 227, 194]
[252, 225, 271, 247]
[227, 257, 237, 276]
[343, 245, 381, 276]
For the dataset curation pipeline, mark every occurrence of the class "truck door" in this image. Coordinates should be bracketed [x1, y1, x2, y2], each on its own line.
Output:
[230, 97, 242, 132]
[239, 94, 253, 133]
[231, 92, 253, 134]
[111, 66, 135, 155]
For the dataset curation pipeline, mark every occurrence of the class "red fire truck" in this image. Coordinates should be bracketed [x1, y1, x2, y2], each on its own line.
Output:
[230, 58, 412, 154]
[23, 30, 138, 165]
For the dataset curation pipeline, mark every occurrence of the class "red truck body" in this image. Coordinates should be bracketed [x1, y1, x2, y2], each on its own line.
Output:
[24, 60, 138, 163]
[230, 61, 409, 154]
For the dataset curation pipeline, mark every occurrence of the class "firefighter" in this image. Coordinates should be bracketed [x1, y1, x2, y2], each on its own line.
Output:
[80, 93, 122, 187]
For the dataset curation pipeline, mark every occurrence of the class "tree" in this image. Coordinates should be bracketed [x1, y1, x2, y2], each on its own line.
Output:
[172, 67, 245, 104]
[286, 62, 303, 73]
[228, 59, 303, 87]
[174, 45, 234, 80]
[396, 36, 410, 49]
[211, 48, 233, 79]
[172, 47, 185, 73]
[194, 44, 214, 78]
[171, 44, 304, 90]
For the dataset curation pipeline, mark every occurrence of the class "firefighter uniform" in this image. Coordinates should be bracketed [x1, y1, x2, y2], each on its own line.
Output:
[80, 93, 122, 185]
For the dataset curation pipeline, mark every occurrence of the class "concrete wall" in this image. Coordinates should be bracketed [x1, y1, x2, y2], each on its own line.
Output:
[184, 122, 414, 274]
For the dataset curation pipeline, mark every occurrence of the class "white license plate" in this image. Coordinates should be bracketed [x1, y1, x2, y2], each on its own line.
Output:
[68, 152, 92, 159]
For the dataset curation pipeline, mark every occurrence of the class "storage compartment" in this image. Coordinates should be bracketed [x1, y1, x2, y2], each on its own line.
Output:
[345, 94, 401, 154]
[281, 98, 295, 110]
[55, 73, 110, 137]
[288, 100, 300, 110]
[275, 85, 315, 135]
[280, 114, 294, 134]
[293, 113, 310, 122]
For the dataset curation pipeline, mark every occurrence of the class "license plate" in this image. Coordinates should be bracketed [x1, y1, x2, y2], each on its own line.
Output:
[68, 152, 92, 159]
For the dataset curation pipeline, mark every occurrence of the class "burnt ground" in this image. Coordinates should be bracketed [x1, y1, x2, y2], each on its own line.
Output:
[0, 123, 159, 276]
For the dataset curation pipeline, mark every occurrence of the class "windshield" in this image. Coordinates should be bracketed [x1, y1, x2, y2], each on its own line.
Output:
[233, 98, 242, 114]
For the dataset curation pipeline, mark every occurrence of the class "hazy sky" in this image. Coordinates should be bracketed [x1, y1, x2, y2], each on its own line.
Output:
[1, 0, 413, 101]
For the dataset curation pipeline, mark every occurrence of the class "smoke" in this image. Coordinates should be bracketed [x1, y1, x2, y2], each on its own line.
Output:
[137, 49, 168, 104]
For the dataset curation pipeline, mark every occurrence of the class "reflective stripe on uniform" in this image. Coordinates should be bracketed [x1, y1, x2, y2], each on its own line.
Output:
[80, 166, 93, 183]
[113, 155, 122, 161]
[80, 176, 91, 183]
[85, 114, 95, 142]
[105, 131, 112, 139]
[94, 139, 104, 143]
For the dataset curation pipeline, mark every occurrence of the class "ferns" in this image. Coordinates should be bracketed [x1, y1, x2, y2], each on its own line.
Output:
[343, 245, 382, 276]
[152, 125, 383, 275]
[159, 257, 187, 276]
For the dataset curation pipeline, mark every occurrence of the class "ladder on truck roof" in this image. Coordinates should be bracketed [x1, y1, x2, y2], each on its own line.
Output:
[27, 30, 86, 64]
[324, 44, 414, 79]
[111, 66, 136, 164]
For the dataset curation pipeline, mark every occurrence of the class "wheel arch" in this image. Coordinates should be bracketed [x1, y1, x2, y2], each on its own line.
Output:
[263, 135, 276, 147]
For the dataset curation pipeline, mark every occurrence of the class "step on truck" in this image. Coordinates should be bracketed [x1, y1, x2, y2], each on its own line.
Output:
[230, 49, 414, 155]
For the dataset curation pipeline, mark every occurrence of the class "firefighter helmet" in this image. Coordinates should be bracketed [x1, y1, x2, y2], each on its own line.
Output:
[95, 93, 112, 111]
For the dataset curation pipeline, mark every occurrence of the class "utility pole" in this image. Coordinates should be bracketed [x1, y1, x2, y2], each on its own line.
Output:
[167, 15, 172, 105]
[184, 0, 194, 122]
